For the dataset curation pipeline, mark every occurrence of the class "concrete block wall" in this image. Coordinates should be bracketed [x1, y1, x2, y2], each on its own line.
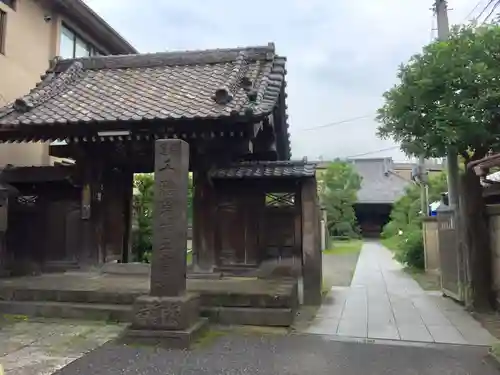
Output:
[423, 218, 440, 273]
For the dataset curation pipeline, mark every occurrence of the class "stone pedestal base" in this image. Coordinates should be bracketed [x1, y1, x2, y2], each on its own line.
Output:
[125, 293, 208, 348]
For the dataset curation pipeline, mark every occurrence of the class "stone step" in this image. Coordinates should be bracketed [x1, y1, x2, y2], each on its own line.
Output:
[202, 307, 295, 327]
[42, 261, 81, 273]
[0, 300, 295, 327]
[0, 287, 297, 309]
[0, 289, 140, 305]
[0, 300, 132, 322]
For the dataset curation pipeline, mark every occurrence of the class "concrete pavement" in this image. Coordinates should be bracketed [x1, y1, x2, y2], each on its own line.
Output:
[306, 242, 497, 345]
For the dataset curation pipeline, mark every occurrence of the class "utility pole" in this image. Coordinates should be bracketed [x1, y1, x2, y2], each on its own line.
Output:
[435, 0, 460, 207]
[434, 0, 469, 305]
[419, 156, 428, 216]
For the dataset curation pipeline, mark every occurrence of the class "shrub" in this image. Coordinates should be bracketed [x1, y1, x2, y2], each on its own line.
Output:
[142, 251, 152, 264]
[393, 229, 425, 269]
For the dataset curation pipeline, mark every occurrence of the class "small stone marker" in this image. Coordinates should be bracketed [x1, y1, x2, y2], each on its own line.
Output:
[127, 139, 207, 348]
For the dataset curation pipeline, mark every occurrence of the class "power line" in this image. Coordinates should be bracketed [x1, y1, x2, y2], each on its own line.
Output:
[482, 0, 500, 23]
[300, 114, 375, 131]
[345, 146, 400, 159]
[474, 0, 496, 22]
[463, 0, 485, 22]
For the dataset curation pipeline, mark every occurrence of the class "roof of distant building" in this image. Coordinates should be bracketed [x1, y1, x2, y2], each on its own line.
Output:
[350, 158, 411, 204]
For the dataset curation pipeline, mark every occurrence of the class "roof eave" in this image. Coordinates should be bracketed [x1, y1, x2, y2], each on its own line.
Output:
[0, 110, 272, 143]
[51, 0, 138, 55]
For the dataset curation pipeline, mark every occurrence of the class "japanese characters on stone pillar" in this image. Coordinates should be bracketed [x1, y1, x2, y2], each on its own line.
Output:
[150, 139, 189, 297]
[127, 139, 207, 348]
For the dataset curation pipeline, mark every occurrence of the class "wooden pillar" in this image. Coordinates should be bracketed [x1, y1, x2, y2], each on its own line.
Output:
[0, 194, 8, 276]
[243, 189, 264, 265]
[301, 177, 322, 305]
[79, 160, 104, 266]
[192, 172, 216, 272]
[100, 168, 132, 263]
[122, 170, 134, 263]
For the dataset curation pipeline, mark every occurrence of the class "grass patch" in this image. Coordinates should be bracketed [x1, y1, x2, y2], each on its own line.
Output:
[490, 343, 500, 361]
[2, 314, 28, 323]
[405, 267, 440, 291]
[193, 329, 227, 349]
[323, 240, 362, 255]
[380, 237, 401, 252]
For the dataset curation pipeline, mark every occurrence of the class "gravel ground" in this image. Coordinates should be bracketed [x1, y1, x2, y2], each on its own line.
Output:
[322, 251, 361, 288]
[0, 318, 124, 375]
[52, 333, 499, 375]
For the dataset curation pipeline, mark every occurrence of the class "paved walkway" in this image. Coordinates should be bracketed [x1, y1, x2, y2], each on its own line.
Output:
[306, 242, 497, 346]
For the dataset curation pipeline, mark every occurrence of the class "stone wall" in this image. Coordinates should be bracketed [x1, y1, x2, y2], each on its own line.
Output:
[422, 217, 439, 273]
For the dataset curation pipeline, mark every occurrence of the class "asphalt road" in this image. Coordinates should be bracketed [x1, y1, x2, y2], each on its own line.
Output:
[53, 333, 499, 375]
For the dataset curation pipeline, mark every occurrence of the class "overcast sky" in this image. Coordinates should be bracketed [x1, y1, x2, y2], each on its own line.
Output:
[84, 0, 476, 161]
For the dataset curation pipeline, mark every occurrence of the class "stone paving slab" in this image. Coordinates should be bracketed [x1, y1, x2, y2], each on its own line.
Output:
[0, 317, 124, 375]
[306, 242, 498, 346]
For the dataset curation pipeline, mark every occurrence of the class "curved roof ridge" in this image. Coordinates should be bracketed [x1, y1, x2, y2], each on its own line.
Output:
[52, 44, 276, 72]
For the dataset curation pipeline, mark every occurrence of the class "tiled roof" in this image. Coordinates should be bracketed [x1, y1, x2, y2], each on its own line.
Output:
[351, 158, 411, 204]
[210, 161, 316, 179]
[0, 44, 286, 128]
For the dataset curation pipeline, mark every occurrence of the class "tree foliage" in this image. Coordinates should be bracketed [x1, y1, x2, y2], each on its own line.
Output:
[382, 173, 448, 269]
[320, 160, 362, 239]
[382, 172, 448, 238]
[132, 173, 193, 262]
[377, 24, 500, 308]
[378, 25, 500, 158]
[132, 174, 154, 262]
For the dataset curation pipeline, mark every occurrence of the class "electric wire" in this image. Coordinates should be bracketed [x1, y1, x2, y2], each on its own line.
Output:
[481, 0, 500, 23]
[463, 0, 485, 22]
[300, 114, 375, 131]
[474, 0, 496, 22]
[345, 146, 400, 159]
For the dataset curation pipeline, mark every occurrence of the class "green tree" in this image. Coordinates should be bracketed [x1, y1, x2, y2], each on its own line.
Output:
[377, 24, 500, 308]
[320, 160, 362, 238]
[382, 172, 448, 269]
[132, 173, 193, 262]
[383, 172, 448, 238]
[132, 174, 154, 262]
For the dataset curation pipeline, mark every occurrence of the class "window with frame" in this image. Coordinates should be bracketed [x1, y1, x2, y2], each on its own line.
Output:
[0, 9, 5, 55]
[59, 24, 103, 59]
[0, 0, 16, 10]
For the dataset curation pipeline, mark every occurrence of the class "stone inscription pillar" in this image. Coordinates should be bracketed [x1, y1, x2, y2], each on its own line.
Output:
[127, 139, 207, 348]
[150, 139, 189, 296]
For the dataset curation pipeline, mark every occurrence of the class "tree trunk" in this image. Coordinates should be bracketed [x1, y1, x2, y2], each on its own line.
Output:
[461, 164, 493, 310]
